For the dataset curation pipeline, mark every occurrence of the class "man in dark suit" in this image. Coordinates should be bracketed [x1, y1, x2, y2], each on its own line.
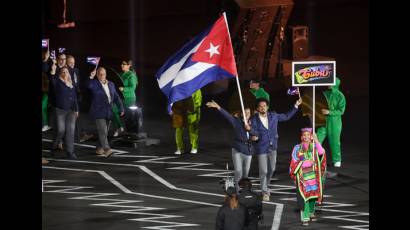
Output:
[88, 67, 124, 157]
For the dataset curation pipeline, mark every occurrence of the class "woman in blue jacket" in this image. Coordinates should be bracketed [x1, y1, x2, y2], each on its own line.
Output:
[49, 64, 78, 159]
[88, 67, 124, 157]
[206, 100, 257, 192]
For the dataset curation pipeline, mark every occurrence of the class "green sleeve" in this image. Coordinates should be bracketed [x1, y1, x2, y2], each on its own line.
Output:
[262, 89, 270, 102]
[192, 90, 202, 108]
[329, 93, 346, 116]
[122, 72, 137, 96]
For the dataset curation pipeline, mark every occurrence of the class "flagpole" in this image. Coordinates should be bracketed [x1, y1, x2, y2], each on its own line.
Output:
[312, 85, 316, 159]
[222, 12, 248, 126]
[234, 75, 248, 124]
[95, 58, 100, 71]
[297, 87, 301, 100]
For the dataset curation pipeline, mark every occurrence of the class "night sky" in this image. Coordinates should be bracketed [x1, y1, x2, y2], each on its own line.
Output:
[42, 0, 368, 115]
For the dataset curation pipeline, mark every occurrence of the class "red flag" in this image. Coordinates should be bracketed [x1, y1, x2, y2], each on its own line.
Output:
[191, 14, 237, 76]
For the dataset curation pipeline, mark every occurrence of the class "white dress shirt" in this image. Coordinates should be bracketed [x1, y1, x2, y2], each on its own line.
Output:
[259, 114, 269, 129]
[100, 80, 111, 103]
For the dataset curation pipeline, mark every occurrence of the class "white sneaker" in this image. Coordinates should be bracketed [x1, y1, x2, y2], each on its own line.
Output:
[114, 127, 125, 137]
[174, 150, 182, 155]
[113, 130, 119, 137]
[42, 125, 52, 132]
[190, 149, 198, 154]
[334, 162, 341, 167]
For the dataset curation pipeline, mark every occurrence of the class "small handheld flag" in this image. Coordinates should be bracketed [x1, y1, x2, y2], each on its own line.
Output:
[287, 87, 299, 96]
[50, 50, 56, 61]
[58, 47, 66, 54]
[86, 57, 100, 66]
[42, 39, 49, 48]
[287, 86, 301, 99]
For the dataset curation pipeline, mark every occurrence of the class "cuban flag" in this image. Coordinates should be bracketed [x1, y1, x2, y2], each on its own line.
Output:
[86, 57, 100, 66]
[287, 87, 300, 96]
[156, 12, 237, 112]
[42, 39, 49, 48]
[50, 50, 56, 61]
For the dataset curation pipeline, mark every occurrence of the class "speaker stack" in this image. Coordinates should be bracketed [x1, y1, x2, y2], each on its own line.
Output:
[230, 0, 294, 81]
[289, 25, 309, 59]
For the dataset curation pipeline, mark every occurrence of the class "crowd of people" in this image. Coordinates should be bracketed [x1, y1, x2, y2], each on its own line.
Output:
[209, 79, 345, 228]
[42, 49, 140, 160]
[42, 48, 346, 228]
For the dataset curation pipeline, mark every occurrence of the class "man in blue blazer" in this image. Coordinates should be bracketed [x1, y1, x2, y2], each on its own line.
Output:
[88, 67, 124, 157]
[251, 97, 302, 201]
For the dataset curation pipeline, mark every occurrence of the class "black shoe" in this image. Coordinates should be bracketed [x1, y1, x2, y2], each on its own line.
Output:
[67, 152, 78, 160]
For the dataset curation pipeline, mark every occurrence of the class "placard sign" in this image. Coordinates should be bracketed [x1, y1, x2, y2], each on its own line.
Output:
[292, 61, 336, 86]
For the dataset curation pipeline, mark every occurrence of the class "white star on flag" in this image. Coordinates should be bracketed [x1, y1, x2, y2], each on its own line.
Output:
[205, 42, 220, 58]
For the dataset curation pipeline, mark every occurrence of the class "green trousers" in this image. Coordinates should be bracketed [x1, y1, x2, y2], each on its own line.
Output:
[112, 97, 136, 129]
[317, 126, 342, 163]
[112, 104, 124, 129]
[175, 111, 199, 151]
[42, 93, 49, 126]
[300, 198, 316, 222]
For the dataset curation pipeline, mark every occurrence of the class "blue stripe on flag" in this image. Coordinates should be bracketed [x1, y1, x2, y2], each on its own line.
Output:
[155, 26, 211, 80]
[167, 65, 235, 111]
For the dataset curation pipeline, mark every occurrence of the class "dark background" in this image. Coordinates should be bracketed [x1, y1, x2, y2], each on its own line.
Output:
[37, 0, 370, 229]
[41, 0, 368, 115]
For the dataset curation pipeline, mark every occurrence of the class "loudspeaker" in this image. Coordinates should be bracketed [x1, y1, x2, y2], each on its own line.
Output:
[289, 25, 308, 59]
[230, 0, 294, 81]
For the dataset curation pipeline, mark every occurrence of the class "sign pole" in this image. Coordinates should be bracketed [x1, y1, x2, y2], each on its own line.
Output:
[312, 85, 316, 162]
[297, 87, 301, 100]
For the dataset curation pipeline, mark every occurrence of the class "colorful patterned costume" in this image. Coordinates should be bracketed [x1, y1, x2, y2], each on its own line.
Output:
[289, 141, 326, 223]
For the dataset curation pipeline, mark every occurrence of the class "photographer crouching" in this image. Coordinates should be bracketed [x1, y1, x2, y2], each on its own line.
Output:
[238, 178, 263, 230]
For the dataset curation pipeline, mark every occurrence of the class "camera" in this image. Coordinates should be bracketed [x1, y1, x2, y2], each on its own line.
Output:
[219, 176, 235, 192]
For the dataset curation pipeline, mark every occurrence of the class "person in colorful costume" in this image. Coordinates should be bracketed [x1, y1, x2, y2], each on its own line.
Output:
[316, 77, 346, 167]
[289, 128, 327, 226]
[172, 89, 202, 155]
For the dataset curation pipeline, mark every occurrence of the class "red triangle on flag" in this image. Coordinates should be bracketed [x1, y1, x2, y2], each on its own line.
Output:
[191, 15, 237, 76]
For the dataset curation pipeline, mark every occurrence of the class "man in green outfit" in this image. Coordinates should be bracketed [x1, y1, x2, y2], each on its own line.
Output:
[112, 60, 140, 136]
[249, 79, 270, 103]
[316, 77, 346, 168]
